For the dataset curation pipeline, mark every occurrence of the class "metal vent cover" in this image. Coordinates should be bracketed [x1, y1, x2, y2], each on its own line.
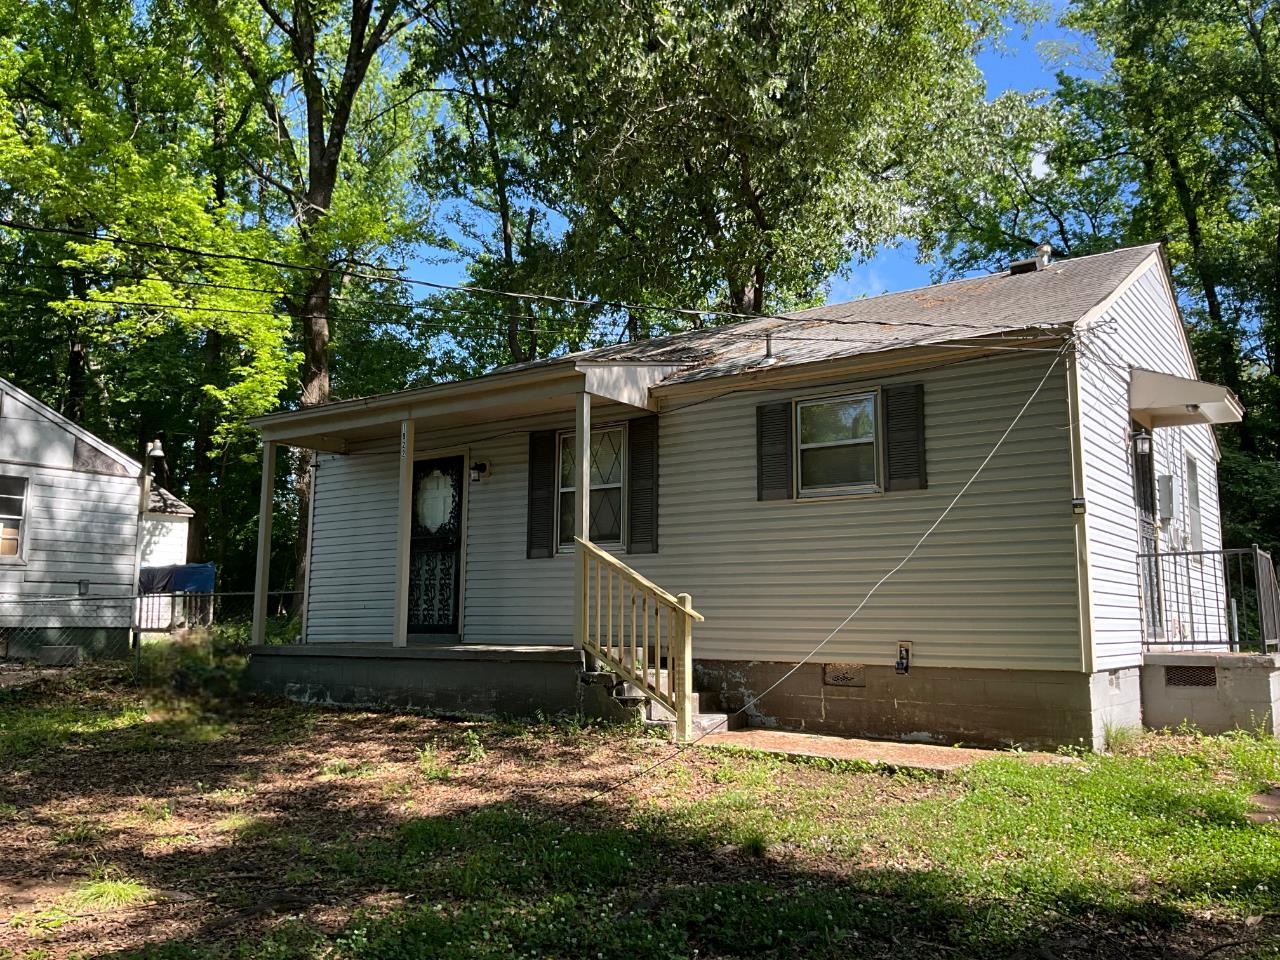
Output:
[824, 663, 866, 687]
[1165, 665, 1218, 687]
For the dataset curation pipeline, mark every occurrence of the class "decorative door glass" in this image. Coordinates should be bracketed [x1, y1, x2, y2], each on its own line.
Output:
[408, 456, 463, 634]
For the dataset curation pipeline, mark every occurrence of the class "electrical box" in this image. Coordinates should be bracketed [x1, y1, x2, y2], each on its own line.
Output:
[1156, 473, 1180, 523]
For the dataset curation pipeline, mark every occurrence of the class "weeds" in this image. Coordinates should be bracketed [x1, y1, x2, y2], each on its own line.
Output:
[416, 744, 450, 781]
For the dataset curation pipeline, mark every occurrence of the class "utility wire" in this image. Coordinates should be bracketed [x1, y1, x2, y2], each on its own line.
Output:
[545, 339, 1075, 820]
[0, 284, 1076, 354]
[0, 218, 1034, 333]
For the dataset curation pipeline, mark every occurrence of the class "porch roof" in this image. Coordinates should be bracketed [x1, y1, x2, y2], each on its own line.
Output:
[249, 359, 685, 451]
[1129, 367, 1244, 428]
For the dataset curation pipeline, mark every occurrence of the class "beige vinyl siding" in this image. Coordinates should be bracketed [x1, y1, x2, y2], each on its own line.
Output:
[462, 351, 1080, 669]
[304, 452, 400, 642]
[1075, 261, 1225, 670]
[303, 351, 1082, 669]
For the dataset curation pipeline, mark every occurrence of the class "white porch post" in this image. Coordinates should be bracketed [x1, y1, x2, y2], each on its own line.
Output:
[392, 418, 416, 647]
[250, 440, 277, 646]
[573, 392, 591, 652]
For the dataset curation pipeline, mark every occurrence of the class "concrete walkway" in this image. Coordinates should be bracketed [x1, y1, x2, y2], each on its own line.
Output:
[699, 728, 1064, 775]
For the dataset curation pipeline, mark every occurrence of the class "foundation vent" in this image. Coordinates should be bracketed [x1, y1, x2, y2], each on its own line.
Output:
[824, 663, 866, 687]
[1165, 665, 1218, 688]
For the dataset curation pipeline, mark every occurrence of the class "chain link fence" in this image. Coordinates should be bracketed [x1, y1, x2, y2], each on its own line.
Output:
[0, 591, 302, 662]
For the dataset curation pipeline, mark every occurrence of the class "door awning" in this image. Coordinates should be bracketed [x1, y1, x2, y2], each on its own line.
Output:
[1129, 368, 1244, 428]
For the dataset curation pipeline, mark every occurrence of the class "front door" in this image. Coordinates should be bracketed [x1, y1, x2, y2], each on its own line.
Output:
[408, 456, 464, 635]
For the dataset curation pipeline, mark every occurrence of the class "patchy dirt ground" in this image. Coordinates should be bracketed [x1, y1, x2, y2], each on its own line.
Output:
[1, 661, 1279, 960]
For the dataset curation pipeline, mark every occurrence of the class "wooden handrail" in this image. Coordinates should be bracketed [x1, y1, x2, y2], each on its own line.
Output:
[573, 538, 704, 620]
[576, 538, 699, 742]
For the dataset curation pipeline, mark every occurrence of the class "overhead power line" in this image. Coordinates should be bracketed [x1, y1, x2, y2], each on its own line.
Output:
[0, 217, 1024, 333]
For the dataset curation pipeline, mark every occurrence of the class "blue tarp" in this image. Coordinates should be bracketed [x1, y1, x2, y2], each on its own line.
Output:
[139, 562, 215, 594]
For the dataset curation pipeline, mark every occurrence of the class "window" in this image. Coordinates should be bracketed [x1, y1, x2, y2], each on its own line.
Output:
[1187, 455, 1203, 552]
[558, 427, 625, 545]
[796, 393, 878, 495]
[0, 476, 26, 558]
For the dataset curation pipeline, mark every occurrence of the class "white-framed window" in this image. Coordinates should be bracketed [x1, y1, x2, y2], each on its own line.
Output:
[1186, 454, 1203, 552]
[796, 392, 879, 495]
[0, 475, 27, 558]
[557, 426, 626, 546]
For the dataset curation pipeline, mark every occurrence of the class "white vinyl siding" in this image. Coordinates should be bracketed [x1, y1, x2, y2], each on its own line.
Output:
[1075, 261, 1226, 669]
[304, 350, 1083, 670]
[0, 465, 140, 603]
[141, 516, 190, 567]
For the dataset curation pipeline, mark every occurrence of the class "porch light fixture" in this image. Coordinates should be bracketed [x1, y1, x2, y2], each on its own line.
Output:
[1071, 497, 1087, 516]
[1130, 428, 1152, 457]
[470, 460, 491, 482]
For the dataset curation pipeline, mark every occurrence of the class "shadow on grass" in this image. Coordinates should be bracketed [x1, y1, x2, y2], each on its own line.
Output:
[4, 664, 1279, 960]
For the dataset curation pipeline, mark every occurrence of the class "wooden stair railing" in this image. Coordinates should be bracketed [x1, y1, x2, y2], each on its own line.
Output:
[575, 537, 704, 742]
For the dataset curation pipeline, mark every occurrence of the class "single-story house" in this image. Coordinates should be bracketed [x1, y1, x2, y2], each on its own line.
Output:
[0, 376, 193, 659]
[244, 243, 1257, 748]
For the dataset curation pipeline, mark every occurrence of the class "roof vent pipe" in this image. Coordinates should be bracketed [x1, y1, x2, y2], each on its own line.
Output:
[1035, 243, 1053, 269]
[759, 331, 778, 366]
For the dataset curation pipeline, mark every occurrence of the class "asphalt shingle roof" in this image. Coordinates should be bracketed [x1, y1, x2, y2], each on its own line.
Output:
[504, 243, 1161, 386]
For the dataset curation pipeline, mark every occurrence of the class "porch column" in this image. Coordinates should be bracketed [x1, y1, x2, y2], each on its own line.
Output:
[250, 440, 277, 646]
[392, 418, 416, 647]
[573, 392, 591, 651]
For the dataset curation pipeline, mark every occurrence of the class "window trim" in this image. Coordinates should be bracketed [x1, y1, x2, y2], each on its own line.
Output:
[795, 390, 882, 498]
[0, 474, 29, 562]
[1186, 453, 1204, 554]
[555, 423, 628, 550]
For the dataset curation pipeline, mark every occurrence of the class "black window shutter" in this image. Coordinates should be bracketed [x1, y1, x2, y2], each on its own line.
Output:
[756, 401, 794, 501]
[527, 430, 558, 558]
[626, 415, 659, 553]
[884, 383, 927, 492]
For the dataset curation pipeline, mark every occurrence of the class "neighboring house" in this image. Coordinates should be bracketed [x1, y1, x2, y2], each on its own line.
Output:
[0, 377, 193, 658]
[244, 244, 1253, 748]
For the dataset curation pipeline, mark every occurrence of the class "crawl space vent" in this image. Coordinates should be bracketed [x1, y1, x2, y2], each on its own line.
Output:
[1165, 665, 1217, 688]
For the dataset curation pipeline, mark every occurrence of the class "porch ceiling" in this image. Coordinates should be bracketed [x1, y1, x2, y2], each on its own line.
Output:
[250, 360, 686, 451]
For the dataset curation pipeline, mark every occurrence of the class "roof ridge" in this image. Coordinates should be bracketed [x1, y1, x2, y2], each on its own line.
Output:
[782, 241, 1163, 320]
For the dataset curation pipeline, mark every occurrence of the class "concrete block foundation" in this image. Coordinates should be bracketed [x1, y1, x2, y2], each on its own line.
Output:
[1, 627, 131, 661]
[1141, 652, 1280, 735]
[243, 643, 602, 720]
[694, 659, 1140, 751]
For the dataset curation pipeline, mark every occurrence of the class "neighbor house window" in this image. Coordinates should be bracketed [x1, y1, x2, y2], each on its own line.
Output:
[0, 476, 27, 558]
[796, 393, 879, 495]
[558, 426, 625, 545]
[1187, 455, 1203, 552]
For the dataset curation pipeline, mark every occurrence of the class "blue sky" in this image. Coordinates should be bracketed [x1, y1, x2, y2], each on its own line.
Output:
[830, 7, 1078, 303]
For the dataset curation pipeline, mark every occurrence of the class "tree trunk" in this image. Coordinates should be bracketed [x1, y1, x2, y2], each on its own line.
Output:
[1163, 146, 1253, 451]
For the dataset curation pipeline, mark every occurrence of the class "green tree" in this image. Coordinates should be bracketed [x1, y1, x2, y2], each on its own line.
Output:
[922, 0, 1280, 552]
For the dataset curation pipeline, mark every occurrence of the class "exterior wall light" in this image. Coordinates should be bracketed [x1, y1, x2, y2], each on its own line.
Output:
[1130, 428, 1152, 456]
[470, 460, 491, 481]
[1072, 497, 1087, 515]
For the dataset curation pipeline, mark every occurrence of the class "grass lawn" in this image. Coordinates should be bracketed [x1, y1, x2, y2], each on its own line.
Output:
[1, 646, 1280, 959]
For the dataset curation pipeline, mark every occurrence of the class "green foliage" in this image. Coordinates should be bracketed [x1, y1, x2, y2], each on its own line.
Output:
[925, 0, 1280, 550]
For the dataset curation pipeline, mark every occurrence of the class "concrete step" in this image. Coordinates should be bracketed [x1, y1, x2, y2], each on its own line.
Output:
[643, 692, 704, 720]
[644, 711, 744, 739]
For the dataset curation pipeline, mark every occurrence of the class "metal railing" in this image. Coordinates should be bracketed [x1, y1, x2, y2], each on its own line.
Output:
[0, 590, 302, 659]
[576, 537, 703, 742]
[1137, 546, 1280, 653]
